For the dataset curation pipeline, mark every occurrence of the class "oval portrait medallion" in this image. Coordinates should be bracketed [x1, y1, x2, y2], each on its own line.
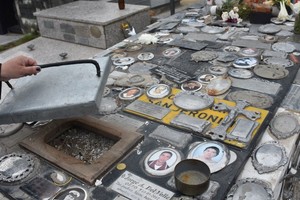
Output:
[144, 147, 182, 176]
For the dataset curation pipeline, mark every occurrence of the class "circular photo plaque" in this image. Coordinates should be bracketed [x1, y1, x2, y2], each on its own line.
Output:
[181, 80, 202, 92]
[187, 141, 230, 173]
[197, 74, 217, 84]
[146, 84, 171, 99]
[119, 87, 143, 101]
[233, 57, 258, 69]
[144, 147, 182, 176]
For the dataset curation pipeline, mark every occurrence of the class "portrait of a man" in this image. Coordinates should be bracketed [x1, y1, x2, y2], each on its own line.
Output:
[148, 151, 173, 170]
[144, 148, 181, 176]
[188, 142, 229, 173]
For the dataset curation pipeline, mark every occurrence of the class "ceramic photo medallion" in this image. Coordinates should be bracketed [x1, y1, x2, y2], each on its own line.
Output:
[187, 141, 230, 173]
[137, 52, 154, 61]
[146, 84, 171, 99]
[251, 141, 288, 174]
[51, 186, 88, 200]
[144, 147, 181, 176]
[181, 80, 202, 92]
[253, 64, 289, 80]
[239, 47, 260, 57]
[113, 57, 135, 66]
[208, 65, 228, 75]
[173, 91, 214, 111]
[228, 68, 253, 79]
[197, 74, 217, 84]
[269, 112, 300, 139]
[119, 87, 143, 101]
[223, 46, 241, 54]
[233, 57, 258, 68]
[163, 47, 181, 58]
[226, 178, 274, 200]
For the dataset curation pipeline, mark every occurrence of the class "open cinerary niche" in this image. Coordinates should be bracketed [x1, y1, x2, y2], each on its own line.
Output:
[20, 116, 143, 185]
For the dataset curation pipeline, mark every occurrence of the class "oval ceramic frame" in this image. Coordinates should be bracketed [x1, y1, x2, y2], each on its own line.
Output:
[187, 141, 230, 173]
[181, 80, 202, 92]
[143, 147, 182, 176]
[146, 84, 171, 99]
[119, 87, 143, 101]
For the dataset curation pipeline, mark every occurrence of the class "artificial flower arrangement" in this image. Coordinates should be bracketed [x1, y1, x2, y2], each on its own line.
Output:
[217, 0, 252, 22]
[221, 6, 243, 23]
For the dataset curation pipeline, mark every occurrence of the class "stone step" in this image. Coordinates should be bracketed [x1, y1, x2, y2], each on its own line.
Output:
[34, 1, 151, 49]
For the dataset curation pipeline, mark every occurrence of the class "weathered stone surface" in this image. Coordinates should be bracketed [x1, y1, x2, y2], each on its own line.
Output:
[34, 1, 150, 48]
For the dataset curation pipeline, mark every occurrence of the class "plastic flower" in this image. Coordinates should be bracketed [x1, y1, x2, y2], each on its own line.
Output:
[222, 12, 229, 21]
[221, 8, 242, 23]
[233, 6, 239, 13]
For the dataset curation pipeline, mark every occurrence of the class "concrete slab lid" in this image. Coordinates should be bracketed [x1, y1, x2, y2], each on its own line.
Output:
[33, 1, 150, 26]
[0, 57, 111, 125]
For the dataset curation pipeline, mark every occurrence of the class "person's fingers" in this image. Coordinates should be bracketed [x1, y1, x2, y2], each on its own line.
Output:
[23, 66, 41, 76]
[25, 57, 37, 66]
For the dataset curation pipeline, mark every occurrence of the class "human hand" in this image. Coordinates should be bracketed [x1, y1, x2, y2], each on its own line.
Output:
[1, 55, 41, 81]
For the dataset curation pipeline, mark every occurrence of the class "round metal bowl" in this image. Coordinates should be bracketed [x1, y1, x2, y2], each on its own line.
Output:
[174, 159, 211, 196]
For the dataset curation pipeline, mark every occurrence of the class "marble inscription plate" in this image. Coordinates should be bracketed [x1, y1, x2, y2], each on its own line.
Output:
[232, 40, 271, 50]
[231, 78, 281, 95]
[125, 100, 170, 120]
[111, 171, 174, 200]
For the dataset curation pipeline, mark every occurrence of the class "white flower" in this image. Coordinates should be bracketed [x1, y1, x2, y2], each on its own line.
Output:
[229, 10, 236, 18]
[233, 7, 239, 13]
[138, 33, 158, 44]
[237, 18, 243, 23]
[221, 12, 229, 21]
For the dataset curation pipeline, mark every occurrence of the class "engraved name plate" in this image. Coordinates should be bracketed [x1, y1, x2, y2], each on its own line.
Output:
[149, 125, 193, 149]
[231, 78, 281, 95]
[111, 171, 174, 200]
[227, 118, 258, 143]
[171, 113, 211, 134]
[125, 100, 170, 120]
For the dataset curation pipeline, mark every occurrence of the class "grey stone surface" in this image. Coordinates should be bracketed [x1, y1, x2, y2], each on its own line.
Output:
[0, 33, 23, 46]
[0, 57, 111, 124]
[35, 1, 150, 48]
[34, 1, 150, 25]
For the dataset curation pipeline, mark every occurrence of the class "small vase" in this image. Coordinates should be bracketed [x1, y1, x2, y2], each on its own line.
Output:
[294, 13, 300, 34]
